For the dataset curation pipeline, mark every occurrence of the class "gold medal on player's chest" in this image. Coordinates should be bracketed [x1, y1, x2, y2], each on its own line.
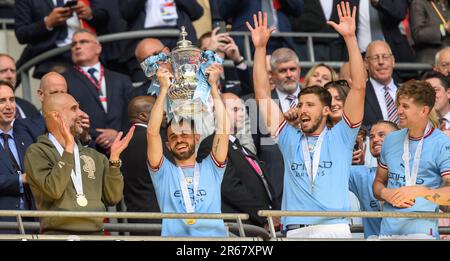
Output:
[76, 194, 88, 207]
[186, 219, 196, 225]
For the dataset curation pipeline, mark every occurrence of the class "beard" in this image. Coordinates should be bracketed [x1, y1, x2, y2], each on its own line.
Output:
[172, 142, 196, 161]
[277, 80, 298, 93]
[302, 114, 324, 134]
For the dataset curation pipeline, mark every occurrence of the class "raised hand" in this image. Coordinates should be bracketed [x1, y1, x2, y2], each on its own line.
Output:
[284, 107, 301, 129]
[54, 112, 75, 151]
[110, 126, 135, 161]
[205, 63, 223, 88]
[326, 1, 356, 38]
[156, 68, 173, 91]
[246, 12, 275, 49]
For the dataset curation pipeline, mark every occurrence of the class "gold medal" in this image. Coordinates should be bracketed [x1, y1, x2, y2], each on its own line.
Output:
[76, 194, 88, 207]
[186, 219, 196, 225]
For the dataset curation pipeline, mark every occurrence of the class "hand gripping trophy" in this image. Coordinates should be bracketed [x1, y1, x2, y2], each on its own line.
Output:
[140, 26, 223, 126]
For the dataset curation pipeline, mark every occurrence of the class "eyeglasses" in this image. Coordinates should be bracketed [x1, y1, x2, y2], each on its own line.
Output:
[71, 39, 96, 48]
[365, 53, 393, 63]
[324, 79, 349, 89]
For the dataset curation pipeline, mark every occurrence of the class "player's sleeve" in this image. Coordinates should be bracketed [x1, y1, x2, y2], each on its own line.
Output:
[274, 120, 300, 153]
[147, 155, 169, 182]
[333, 113, 361, 151]
[349, 166, 360, 196]
[437, 138, 450, 177]
[205, 153, 227, 182]
[378, 137, 389, 170]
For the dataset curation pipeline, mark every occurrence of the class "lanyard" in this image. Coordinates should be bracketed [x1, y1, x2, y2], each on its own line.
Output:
[75, 65, 105, 94]
[402, 123, 431, 186]
[48, 133, 84, 196]
[301, 128, 328, 192]
[178, 163, 200, 213]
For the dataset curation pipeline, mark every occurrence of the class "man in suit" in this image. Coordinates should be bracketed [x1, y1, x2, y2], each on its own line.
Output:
[0, 80, 35, 233]
[218, 0, 304, 55]
[14, 0, 108, 79]
[15, 72, 91, 147]
[198, 93, 278, 228]
[64, 29, 133, 153]
[121, 96, 162, 234]
[119, 0, 204, 82]
[131, 38, 172, 98]
[363, 40, 399, 129]
[0, 54, 39, 119]
[243, 47, 301, 208]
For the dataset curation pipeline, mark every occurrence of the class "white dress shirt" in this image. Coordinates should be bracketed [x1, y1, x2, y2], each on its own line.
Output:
[276, 86, 300, 113]
[443, 111, 450, 129]
[320, 0, 333, 20]
[370, 77, 397, 120]
[53, 0, 81, 47]
[80, 62, 107, 112]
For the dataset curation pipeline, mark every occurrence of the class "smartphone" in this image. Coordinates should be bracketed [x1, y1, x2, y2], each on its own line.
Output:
[213, 21, 227, 34]
[64, 0, 78, 8]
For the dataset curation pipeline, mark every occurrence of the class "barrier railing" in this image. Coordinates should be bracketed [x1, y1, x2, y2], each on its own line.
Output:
[0, 210, 249, 236]
[258, 210, 450, 239]
[16, 29, 433, 102]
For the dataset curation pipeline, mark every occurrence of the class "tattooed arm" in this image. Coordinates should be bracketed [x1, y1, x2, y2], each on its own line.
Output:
[208, 64, 229, 165]
[391, 184, 450, 207]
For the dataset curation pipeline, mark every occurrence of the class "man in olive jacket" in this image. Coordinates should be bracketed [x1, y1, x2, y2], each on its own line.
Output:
[24, 93, 135, 235]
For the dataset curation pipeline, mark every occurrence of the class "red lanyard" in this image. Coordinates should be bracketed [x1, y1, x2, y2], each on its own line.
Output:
[74, 65, 104, 93]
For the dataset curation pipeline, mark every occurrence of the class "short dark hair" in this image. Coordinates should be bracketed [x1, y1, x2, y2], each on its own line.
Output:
[299, 85, 332, 108]
[198, 31, 212, 49]
[422, 70, 450, 90]
[396, 80, 436, 109]
[167, 118, 196, 137]
[0, 80, 15, 91]
[373, 120, 400, 131]
[324, 79, 351, 102]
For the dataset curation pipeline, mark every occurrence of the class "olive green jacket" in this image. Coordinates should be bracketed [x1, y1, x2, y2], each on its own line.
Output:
[24, 134, 123, 234]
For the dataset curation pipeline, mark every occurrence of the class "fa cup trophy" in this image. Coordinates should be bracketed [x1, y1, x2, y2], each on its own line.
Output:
[140, 26, 223, 123]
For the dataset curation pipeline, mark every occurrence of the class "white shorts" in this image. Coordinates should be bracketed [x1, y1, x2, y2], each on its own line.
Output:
[286, 223, 352, 239]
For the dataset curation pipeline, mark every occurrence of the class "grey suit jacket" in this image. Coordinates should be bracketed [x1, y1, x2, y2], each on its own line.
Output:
[410, 0, 450, 64]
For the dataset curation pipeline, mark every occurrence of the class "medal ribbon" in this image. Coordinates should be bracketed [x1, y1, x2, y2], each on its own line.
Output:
[48, 134, 84, 197]
[403, 123, 431, 186]
[178, 163, 200, 213]
[300, 128, 328, 190]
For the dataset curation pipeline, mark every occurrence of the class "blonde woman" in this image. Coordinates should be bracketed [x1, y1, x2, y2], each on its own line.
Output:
[304, 63, 338, 87]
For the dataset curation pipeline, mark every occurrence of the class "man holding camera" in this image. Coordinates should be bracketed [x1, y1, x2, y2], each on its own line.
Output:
[14, 0, 108, 79]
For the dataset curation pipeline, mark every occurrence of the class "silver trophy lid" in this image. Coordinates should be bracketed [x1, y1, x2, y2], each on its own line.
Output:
[172, 26, 201, 53]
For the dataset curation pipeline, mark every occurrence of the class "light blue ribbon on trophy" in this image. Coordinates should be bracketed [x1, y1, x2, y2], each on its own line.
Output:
[140, 52, 169, 96]
[192, 50, 224, 104]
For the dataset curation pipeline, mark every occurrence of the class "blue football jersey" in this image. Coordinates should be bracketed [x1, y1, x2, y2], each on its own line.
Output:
[276, 114, 360, 227]
[149, 154, 227, 237]
[349, 165, 381, 238]
[379, 128, 450, 238]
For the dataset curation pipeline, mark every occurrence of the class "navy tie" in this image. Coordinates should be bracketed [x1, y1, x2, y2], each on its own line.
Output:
[1, 133, 21, 173]
[87, 68, 99, 85]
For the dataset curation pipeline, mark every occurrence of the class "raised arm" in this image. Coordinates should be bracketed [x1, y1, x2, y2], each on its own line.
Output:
[208, 64, 230, 164]
[246, 12, 284, 137]
[327, 2, 366, 125]
[147, 68, 172, 168]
